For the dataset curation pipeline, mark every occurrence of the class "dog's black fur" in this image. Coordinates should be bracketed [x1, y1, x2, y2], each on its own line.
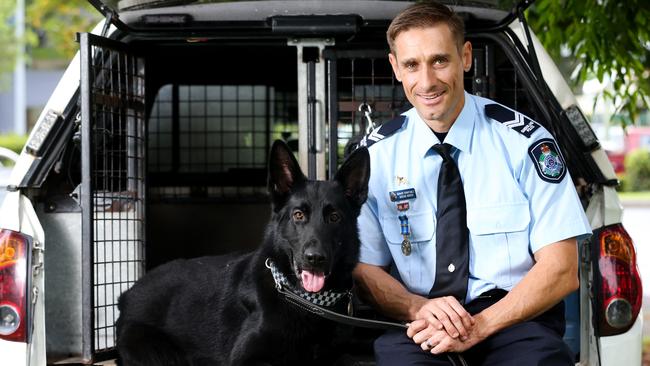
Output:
[116, 140, 370, 366]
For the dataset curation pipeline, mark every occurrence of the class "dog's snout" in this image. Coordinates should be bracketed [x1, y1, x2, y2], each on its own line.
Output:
[304, 249, 326, 267]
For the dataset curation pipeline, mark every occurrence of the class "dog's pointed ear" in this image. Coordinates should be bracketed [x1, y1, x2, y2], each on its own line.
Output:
[268, 140, 306, 209]
[334, 146, 370, 208]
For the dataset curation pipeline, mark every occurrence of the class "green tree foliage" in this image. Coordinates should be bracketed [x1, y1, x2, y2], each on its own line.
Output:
[26, 0, 101, 60]
[622, 149, 650, 191]
[0, 2, 16, 88]
[0, 1, 100, 79]
[528, 0, 650, 127]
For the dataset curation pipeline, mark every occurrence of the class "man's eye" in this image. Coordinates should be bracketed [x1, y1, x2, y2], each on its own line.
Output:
[433, 58, 448, 65]
[405, 63, 417, 70]
[293, 210, 305, 221]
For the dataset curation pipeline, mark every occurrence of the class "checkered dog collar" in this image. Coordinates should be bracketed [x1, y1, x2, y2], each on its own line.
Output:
[265, 258, 349, 308]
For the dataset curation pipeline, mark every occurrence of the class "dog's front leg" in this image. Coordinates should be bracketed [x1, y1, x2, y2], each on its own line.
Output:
[228, 334, 274, 366]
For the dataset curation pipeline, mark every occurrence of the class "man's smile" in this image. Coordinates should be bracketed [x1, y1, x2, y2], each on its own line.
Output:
[416, 90, 446, 105]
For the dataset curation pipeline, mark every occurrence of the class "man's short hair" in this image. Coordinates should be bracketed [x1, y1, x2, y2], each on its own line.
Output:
[387, 1, 465, 54]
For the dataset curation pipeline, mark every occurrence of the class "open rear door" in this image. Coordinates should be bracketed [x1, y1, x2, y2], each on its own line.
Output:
[79, 32, 146, 363]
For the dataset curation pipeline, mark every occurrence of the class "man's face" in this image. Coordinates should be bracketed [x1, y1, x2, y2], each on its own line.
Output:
[389, 24, 472, 130]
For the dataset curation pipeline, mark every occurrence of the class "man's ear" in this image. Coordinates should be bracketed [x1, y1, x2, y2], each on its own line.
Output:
[388, 52, 402, 82]
[462, 41, 473, 72]
[334, 146, 371, 209]
[268, 140, 305, 210]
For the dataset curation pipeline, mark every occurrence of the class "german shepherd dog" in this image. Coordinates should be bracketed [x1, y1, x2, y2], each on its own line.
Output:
[116, 140, 370, 365]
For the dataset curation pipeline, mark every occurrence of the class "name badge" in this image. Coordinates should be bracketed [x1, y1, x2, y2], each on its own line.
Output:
[389, 188, 417, 202]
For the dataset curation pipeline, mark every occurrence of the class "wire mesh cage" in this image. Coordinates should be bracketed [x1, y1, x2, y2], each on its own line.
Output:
[328, 42, 539, 160]
[327, 50, 409, 165]
[80, 33, 146, 358]
[147, 84, 298, 202]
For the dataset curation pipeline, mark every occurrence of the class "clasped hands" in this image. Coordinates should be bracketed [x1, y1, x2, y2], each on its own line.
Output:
[406, 296, 483, 354]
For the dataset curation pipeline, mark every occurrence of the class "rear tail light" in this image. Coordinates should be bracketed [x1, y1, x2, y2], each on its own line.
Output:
[0, 229, 32, 343]
[593, 224, 642, 336]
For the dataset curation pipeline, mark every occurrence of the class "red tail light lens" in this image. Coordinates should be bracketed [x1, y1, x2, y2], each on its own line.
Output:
[0, 229, 32, 343]
[595, 224, 642, 336]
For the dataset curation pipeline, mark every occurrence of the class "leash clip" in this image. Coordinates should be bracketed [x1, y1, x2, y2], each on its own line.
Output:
[265, 258, 283, 291]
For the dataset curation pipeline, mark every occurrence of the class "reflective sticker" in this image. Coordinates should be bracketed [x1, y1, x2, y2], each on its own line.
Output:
[528, 138, 567, 183]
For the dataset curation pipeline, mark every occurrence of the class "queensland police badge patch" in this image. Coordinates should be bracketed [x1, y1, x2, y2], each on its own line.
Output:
[528, 138, 567, 183]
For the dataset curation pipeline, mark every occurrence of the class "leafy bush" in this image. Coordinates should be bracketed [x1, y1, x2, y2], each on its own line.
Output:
[623, 149, 650, 191]
[0, 134, 28, 154]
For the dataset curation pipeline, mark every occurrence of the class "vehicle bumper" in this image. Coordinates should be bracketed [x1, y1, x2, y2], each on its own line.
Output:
[599, 311, 643, 366]
[0, 340, 28, 366]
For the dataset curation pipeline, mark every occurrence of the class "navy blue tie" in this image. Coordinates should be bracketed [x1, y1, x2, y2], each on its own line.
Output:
[428, 143, 469, 304]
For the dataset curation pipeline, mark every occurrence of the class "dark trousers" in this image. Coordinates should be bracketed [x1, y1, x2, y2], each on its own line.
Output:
[374, 290, 574, 366]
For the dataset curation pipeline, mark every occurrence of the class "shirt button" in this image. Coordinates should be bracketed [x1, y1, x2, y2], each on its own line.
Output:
[448, 263, 455, 272]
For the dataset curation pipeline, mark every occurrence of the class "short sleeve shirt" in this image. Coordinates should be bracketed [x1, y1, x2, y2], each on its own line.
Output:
[358, 92, 592, 303]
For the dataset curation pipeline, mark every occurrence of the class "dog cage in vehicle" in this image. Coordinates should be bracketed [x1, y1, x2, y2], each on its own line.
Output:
[147, 84, 298, 202]
[80, 33, 146, 361]
[325, 40, 541, 170]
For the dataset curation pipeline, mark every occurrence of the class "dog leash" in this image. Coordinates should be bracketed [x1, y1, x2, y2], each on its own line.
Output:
[266, 259, 407, 331]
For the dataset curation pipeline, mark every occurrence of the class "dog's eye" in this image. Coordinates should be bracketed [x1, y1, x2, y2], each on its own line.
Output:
[329, 212, 341, 223]
[293, 210, 305, 222]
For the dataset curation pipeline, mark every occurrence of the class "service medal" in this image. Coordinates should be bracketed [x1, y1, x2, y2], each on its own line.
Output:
[401, 238, 412, 256]
[398, 215, 411, 256]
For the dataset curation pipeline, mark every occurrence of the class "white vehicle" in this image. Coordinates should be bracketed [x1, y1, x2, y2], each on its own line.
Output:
[0, 1, 642, 365]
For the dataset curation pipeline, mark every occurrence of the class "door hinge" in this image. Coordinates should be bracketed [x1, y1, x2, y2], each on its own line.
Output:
[101, 7, 115, 38]
[32, 240, 44, 276]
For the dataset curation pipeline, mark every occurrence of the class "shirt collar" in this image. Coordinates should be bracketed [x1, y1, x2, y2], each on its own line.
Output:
[410, 91, 477, 157]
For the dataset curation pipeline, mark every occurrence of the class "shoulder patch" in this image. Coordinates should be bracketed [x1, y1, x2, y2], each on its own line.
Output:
[528, 138, 567, 183]
[485, 104, 540, 138]
[358, 115, 407, 148]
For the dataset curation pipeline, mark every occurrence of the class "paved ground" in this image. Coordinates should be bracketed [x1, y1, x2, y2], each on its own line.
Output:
[622, 201, 650, 364]
[621, 203, 649, 339]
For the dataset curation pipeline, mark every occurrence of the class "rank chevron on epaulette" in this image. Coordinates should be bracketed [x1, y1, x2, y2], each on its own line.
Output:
[485, 103, 540, 138]
[366, 129, 385, 143]
[359, 115, 407, 148]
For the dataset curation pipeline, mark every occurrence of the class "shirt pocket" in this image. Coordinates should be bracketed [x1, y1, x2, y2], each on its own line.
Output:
[380, 210, 435, 288]
[381, 210, 435, 245]
[467, 202, 531, 288]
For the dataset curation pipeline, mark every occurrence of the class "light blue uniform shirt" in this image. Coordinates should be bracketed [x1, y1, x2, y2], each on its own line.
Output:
[358, 92, 592, 303]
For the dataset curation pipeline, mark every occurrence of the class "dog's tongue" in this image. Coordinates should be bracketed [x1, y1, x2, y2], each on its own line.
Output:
[301, 270, 325, 292]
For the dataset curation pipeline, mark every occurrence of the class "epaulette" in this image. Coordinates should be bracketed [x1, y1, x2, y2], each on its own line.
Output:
[358, 115, 407, 148]
[485, 103, 540, 138]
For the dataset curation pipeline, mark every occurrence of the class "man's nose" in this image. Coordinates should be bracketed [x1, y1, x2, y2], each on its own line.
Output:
[420, 66, 438, 87]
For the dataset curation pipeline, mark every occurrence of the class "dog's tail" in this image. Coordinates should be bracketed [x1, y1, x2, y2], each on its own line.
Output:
[116, 321, 190, 366]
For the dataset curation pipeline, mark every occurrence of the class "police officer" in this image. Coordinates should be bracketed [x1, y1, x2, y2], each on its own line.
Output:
[352, 2, 592, 365]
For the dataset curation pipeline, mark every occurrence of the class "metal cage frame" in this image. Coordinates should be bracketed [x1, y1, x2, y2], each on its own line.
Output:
[80, 33, 147, 362]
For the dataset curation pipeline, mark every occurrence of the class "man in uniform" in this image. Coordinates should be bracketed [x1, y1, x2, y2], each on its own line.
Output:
[352, 2, 592, 365]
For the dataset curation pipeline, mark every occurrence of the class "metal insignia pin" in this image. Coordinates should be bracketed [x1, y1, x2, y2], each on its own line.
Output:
[397, 202, 410, 212]
[401, 238, 411, 256]
[448, 263, 455, 273]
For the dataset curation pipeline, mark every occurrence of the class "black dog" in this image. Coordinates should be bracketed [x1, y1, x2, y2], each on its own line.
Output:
[116, 140, 370, 365]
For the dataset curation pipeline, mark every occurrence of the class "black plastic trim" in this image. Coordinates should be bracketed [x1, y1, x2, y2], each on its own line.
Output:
[270, 15, 360, 36]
